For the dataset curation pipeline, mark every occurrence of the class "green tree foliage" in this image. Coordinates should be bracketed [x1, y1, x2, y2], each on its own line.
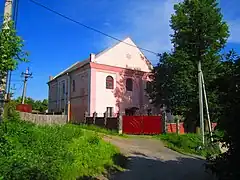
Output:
[13, 97, 48, 112]
[206, 51, 240, 180]
[147, 0, 229, 129]
[0, 17, 28, 77]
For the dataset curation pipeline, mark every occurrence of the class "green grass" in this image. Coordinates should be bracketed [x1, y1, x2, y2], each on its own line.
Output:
[0, 119, 125, 180]
[154, 133, 220, 157]
[78, 124, 127, 138]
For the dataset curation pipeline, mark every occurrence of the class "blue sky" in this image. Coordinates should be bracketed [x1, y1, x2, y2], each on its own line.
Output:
[0, 0, 240, 100]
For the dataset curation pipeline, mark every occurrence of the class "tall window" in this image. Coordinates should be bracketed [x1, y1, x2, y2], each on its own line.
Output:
[72, 79, 76, 92]
[62, 83, 65, 96]
[126, 78, 133, 91]
[106, 76, 114, 89]
[107, 107, 113, 117]
[146, 81, 151, 90]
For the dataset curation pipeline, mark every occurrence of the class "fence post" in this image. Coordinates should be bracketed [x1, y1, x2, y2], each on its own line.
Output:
[176, 116, 179, 135]
[162, 111, 167, 133]
[104, 112, 107, 127]
[93, 112, 97, 124]
[84, 111, 88, 124]
[118, 113, 123, 134]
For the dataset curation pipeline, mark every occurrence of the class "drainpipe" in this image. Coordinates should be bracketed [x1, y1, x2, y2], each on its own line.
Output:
[67, 73, 71, 122]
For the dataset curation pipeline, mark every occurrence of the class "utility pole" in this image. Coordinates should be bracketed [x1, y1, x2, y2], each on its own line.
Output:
[201, 72, 213, 142]
[7, 0, 19, 100]
[198, 60, 205, 145]
[21, 68, 32, 104]
[0, 0, 13, 117]
[3, 0, 13, 94]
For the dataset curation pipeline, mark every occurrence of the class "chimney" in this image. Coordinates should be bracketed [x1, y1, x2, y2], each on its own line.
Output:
[90, 53, 95, 62]
[49, 76, 53, 81]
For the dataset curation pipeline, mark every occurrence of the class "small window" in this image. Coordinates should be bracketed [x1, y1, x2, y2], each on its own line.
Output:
[126, 78, 133, 91]
[72, 80, 76, 92]
[62, 83, 65, 95]
[106, 76, 114, 89]
[107, 107, 113, 117]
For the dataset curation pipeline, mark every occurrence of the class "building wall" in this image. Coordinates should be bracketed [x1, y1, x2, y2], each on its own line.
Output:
[48, 74, 68, 113]
[95, 71, 117, 115]
[90, 63, 153, 116]
[94, 38, 152, 73]
[70, 67, 90, 123]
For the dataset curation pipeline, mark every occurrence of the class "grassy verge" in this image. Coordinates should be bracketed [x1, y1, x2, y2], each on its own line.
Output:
[78, 124, 127, 138]
[154, 133, 220, 157]
[0, 119, 126, 179]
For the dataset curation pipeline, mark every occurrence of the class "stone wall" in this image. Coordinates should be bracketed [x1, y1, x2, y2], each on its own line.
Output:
[19, 112, 67, 125]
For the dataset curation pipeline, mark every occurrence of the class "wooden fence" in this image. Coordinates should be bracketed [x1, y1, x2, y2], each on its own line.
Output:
[19, 111, 67, 125]
[84, 112, 120, 131]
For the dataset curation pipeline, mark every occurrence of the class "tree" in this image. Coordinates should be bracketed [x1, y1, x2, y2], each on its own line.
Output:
[0, 17, 28, 92]
[13, 97, 48, 112]
[206, 53, 240, 180]
[147, 0, 229, 130]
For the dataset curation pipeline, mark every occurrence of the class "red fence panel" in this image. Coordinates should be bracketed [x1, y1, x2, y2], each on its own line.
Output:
[16, 104, 32, 113]
[123, 116, 142, 134]
[122, 115, 162, 135]
[142, 116, 161, 134]
[167, 122, 185, 134]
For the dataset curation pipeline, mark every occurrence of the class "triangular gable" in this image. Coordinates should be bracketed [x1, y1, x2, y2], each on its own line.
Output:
[94, 37, 153, 72]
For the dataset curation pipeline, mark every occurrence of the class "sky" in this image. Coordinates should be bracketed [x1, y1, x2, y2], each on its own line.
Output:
[0, 0, 240, 100]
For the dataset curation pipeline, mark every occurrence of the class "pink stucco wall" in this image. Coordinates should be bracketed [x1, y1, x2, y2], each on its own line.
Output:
[88, 37, 154, 116]
[90, 62, 153, 116]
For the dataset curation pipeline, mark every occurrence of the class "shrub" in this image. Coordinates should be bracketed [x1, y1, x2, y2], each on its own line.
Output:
[156, 133, 220, 157]
[3, 101, 19, 121]
[0, 120, 120, 179]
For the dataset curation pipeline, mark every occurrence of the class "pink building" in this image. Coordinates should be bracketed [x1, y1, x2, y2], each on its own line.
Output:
[48, 37, 155, 123]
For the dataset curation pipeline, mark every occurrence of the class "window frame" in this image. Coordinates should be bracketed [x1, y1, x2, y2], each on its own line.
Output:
[126, 78, 133, 91]
[106, 75, 114, 89]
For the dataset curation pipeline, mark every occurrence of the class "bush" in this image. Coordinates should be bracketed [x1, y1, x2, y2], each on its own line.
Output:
[156, 133, 220, 157]
[0, 120, 121, 179]
[3, 101, 19, 121]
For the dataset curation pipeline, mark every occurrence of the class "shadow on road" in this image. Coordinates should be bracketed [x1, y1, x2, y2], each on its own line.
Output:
[78, 152, 215, 180]
[110, 152, 215, 180]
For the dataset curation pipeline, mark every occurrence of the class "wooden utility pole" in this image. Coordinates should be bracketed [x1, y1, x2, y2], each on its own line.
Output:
[201, 72, 213, 142]
[0, 0, 13, 114]
[7, 0, 19, 100]
[198, 60, 205, 145]
[2, 0, 13, 93]
[21, 68, 32, 104]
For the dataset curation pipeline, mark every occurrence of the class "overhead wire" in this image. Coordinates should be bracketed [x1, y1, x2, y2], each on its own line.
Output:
[29, 0, 160, 56]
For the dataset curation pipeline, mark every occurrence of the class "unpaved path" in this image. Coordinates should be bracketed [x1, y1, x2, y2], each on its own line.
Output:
[103, 136, 215, 180]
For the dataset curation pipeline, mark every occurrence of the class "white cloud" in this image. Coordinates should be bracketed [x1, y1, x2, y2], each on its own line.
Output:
[100, 0, 181, 62]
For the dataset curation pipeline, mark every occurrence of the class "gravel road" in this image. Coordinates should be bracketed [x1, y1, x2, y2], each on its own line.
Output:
[103, 136, 216, 180]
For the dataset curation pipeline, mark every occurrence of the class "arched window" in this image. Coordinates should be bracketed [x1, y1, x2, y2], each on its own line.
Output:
[106, 76, 114, 89]
[126, 78, 133, 91]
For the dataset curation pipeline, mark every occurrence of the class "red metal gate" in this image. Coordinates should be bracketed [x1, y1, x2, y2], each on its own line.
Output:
[122, 116, 162, 135]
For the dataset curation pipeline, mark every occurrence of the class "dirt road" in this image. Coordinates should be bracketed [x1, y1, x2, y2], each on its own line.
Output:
[103, 136, 215, 180]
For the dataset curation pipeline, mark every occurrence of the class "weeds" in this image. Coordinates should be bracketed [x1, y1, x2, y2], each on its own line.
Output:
[0, 120, 122, 179]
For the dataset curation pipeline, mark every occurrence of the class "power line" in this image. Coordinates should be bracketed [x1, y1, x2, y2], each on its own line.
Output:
[29, 0, 160, 56]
